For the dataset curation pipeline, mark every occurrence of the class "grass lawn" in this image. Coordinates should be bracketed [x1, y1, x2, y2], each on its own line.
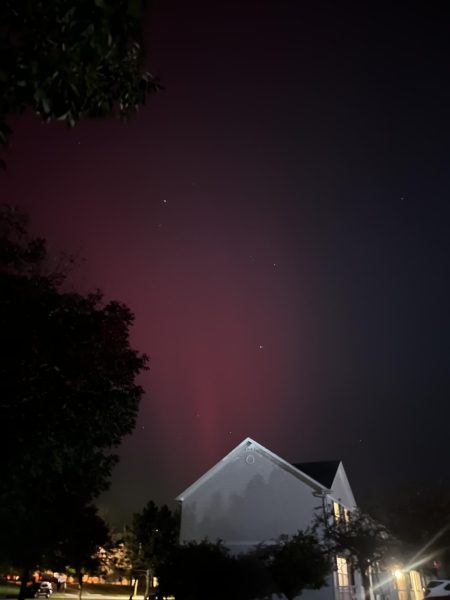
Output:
[0, 583, 20, 599]
[67, 584, 134, 597]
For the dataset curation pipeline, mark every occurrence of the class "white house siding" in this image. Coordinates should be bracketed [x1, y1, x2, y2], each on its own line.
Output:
[329, 464, 357, 509]
[179, 443, 323, 549]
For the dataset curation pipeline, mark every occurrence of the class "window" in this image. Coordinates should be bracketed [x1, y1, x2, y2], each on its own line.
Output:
[409, 571, 424, 600]
[409, 572, 421, 589]
[333, 501, 341, 522]
[337, 556, 349, 588]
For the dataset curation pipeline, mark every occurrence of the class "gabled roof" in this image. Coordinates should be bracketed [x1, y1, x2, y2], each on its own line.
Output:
[292, 460, 341, 489]
[176, 437, 330, 502]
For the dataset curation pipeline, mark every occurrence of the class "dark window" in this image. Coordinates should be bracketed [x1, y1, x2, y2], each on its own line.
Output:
[444, 584, 450, 591]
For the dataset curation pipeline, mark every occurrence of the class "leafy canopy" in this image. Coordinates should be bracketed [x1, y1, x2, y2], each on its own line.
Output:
[128, 501, 180, 573]
[155, 532, 329, 600]
[264, 531, 331, 600]
[156, 541, 231, 600]
[0, 0, 160, 152]
[0, 205, 148, 574]
[318, 508, 394, 600]
[156, 541, 262, 600]
[320, 509, 392, 575]
[54, 504, 111, 582]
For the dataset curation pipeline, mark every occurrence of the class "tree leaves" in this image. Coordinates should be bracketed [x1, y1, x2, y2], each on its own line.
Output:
[128, 501, 180, 573]
[0, 0, 161, 149]
[0, 205, 148, 573]
[264, 531, 331, 600]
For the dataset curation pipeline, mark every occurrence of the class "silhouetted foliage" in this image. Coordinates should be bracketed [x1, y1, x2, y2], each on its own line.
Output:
[263, 531, 331, 600]
[54, 505, 110, 600]
[319, 509, 392, 599]
[0, 205, 148, 595]
[0, 0, 160, 161]
[156, 541, 232, 600]
[156, 541, 269, 600]
[230, 553, 274, 600]
[155, 531, 330, 600]
[129, 501, 180, 571]
[128, 501, 179, 596]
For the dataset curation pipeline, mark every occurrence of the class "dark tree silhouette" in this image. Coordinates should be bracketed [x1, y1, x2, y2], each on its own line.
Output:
[0, 205, 148, 597]
[156, 541, 269, 600]
[320, 509, 392, 600]
[156, 541, 233, 600]
[265, 531, 331, 600]
[128, 501, 180, 597]
[54, 505, 110, 600]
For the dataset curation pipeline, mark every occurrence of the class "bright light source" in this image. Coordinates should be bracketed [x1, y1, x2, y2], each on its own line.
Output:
[394, 570, 403, 579]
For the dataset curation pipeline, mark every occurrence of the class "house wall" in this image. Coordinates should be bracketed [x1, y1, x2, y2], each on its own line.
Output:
[179, 444, 323, 549]
[179, 444, 335, 600]
[330, 464, 357, 509]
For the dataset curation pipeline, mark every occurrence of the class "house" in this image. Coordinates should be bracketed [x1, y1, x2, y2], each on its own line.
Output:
[176, 437, 361, 600]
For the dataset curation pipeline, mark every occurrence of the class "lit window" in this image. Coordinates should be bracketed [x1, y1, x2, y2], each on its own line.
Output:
[337, 556, 349, 587]
[333, 501, 341, 522]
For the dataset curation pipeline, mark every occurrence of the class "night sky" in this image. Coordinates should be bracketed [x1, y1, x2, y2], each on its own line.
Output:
[2, 1, 450, 525]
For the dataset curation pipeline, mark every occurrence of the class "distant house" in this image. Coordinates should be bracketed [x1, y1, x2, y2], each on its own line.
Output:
[176, 437, 361, 600]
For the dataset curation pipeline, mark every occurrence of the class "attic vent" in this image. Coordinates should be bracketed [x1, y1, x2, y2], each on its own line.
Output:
[246, 455, 255, 464]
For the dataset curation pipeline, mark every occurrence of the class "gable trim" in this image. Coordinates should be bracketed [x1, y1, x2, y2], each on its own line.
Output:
[176, 437, 331, 503]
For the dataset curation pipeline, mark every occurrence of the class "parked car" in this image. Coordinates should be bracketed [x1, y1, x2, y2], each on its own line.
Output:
[425, 581, 450, 599]
[29, 581, 53, 599]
